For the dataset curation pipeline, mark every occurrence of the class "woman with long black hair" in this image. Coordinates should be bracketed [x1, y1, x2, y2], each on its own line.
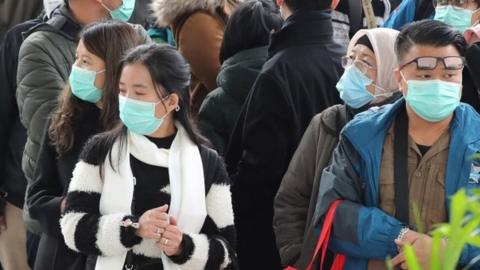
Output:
[60, 44, 237, 270]
[26, 20, 145, 270]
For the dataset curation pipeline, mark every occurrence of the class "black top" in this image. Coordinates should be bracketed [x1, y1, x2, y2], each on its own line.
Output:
[0, 18, 42, 207]
[27, 102, 102, 270]
[225, 10, 344, 270]
[127, 134, 175, 270]
[463, 43, 480, 113]
[417, 144, 431, 156]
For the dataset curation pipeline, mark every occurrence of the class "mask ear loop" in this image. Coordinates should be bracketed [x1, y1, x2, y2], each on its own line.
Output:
[100, 1, 113, 12]
[156, 95, 181, 115]
[362, 69, 393, 98]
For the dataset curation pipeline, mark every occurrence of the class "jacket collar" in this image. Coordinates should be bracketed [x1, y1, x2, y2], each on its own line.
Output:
[24, 4, 82, 41]
[267, 9, 334, 58]
[345, 98, 480, 150]
[218, 46, 268, 101]
[151, 0, 224, 27]
[222, 46, 268, 69]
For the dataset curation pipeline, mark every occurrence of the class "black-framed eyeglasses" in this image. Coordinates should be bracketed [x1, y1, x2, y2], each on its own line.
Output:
[399, 56, 465, 71]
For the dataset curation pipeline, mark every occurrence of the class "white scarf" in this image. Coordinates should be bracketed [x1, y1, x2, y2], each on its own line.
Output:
[95, 123, 207, 270]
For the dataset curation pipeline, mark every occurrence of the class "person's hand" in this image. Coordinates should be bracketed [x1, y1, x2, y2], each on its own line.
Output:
[135, 205, 169, 240]
[400, 230, 420, 247]
[390, 230, 420, 268]
[60, 198, 66, 213]
[157, 216, 183, 256]
[392, 233, 445, 269]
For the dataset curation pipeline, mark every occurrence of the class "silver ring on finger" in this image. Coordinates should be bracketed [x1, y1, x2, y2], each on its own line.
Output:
[164, 238, 169, 245]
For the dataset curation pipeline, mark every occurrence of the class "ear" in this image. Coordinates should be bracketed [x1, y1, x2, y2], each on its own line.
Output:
[394, 68, 406, 95]
[276, 0, 284, 8]
[165, 93, 180, 112]
[472, 9, 480, 25]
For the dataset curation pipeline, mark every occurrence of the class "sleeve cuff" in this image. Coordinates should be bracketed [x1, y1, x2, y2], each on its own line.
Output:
[168, 233, 194, 264]
[120, 215, 142, 248]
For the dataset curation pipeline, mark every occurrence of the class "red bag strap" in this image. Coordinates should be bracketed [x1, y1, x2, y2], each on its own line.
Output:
[331, 0, 341, 10]
[305, 200, 343, 270]
[331, 255, 346, 270]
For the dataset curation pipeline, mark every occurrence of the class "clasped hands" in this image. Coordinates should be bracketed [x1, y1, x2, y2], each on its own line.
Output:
[391, 230, 447, 270]
[134, 204, 183, 256]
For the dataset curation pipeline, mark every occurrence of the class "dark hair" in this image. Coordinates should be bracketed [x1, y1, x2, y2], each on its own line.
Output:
[49, 20, 143, 156]
[121, 44, 207, 144]
[284, 0, 331, 11]
[97, 44, 209, 172]
[395, 20, 467, 62]
[219, 0, 282, 62]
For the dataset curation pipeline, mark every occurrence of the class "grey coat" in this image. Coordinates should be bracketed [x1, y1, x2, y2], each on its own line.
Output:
[273, 104, 350, 268]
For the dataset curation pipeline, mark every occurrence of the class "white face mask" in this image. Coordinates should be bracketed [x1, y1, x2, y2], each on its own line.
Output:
[43, 0, 62, 18]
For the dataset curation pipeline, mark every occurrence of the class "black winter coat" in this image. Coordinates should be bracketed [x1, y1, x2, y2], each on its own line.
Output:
[0, 18, 43, 208]
[27, 103, 102, 270]
[466, 42, 480, 108]
[225, 10, 344, 270]
[461, 68, 480, 113]
[198, 46, 268, 155]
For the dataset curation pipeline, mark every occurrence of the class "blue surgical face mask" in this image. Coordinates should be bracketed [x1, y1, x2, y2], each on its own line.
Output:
[434, 5, 475, 33]
[69, 65, 105, 103]
[119, 95, 171, 135]
[102, 0, 135, 22]
[402, 74, 461, 122]
[336, 65, 374, 109]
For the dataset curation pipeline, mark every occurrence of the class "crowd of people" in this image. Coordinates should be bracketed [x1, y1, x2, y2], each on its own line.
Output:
[0, 0, 480, 270]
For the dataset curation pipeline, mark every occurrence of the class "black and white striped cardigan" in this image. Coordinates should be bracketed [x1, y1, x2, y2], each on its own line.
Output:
[60, 136, 238, 270]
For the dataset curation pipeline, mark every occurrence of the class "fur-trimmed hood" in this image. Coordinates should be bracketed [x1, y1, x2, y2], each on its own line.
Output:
[151, 0, 225, 27]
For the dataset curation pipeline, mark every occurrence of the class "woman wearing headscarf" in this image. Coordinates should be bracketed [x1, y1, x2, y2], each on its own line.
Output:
[273, 28, 401, 269]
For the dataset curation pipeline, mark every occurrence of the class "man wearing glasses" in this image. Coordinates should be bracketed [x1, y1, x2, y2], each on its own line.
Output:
[314, 20, 480, 270]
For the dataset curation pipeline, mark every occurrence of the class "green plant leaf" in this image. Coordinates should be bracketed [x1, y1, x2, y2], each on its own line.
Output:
[432, 224, 451, 237]
[430, 232, 442, 270]
[467, 235, 480, 247]
[470, 153, 480, 160]
[450, 190, 468, 227]
[385, 256, 394, 270]
[443, 190, 480, 270]
[412, 202, 425, 234]
[404, 244, 422, 270]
